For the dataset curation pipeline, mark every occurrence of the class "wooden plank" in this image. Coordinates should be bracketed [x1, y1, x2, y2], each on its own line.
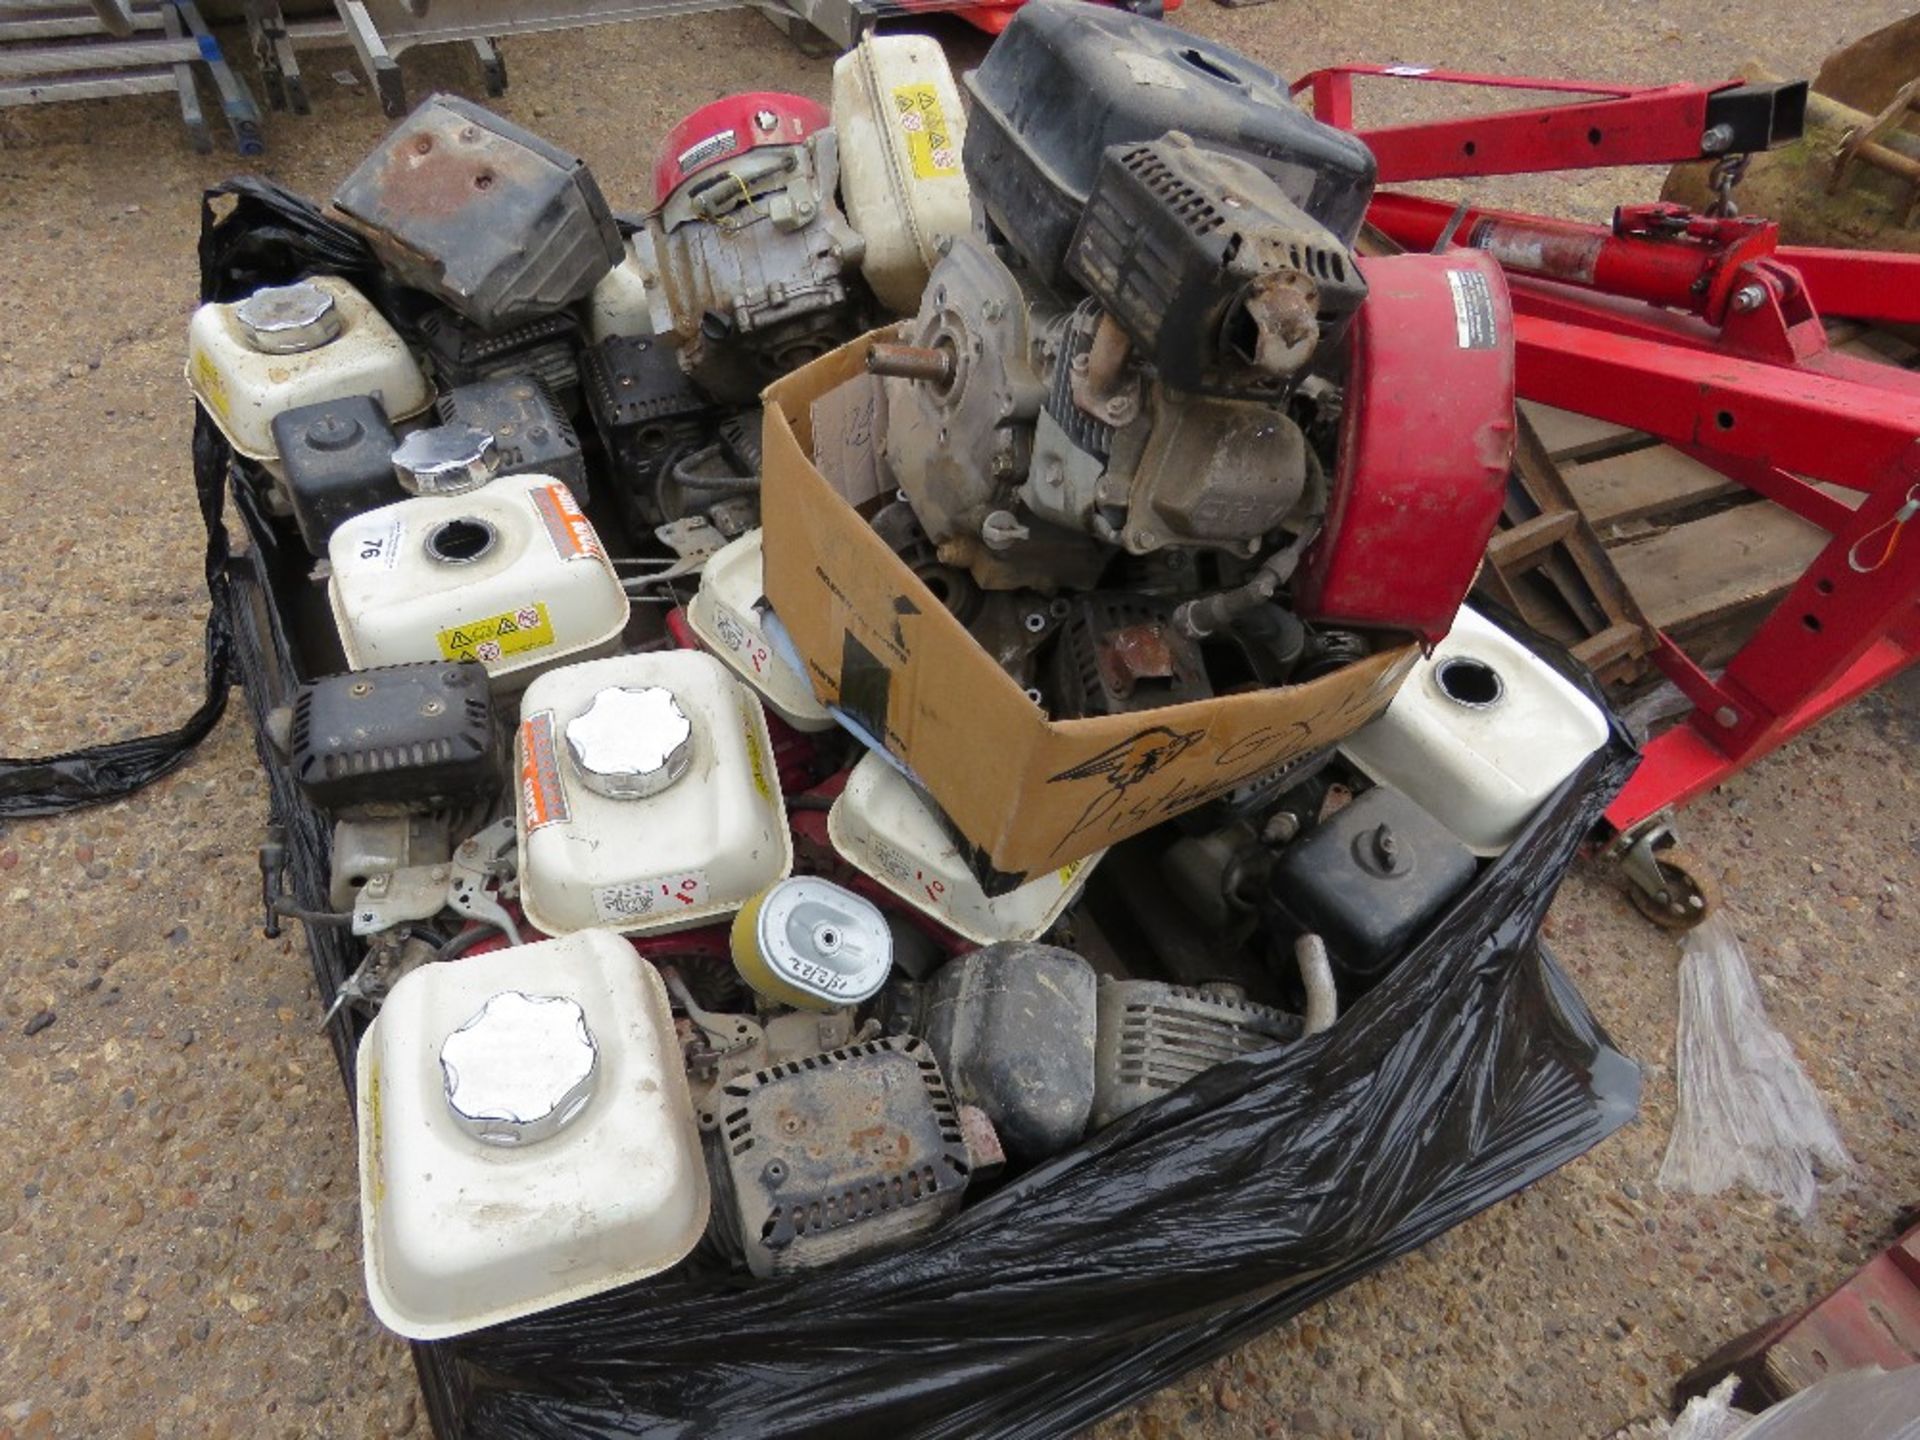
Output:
[1610, 503, 1829, 633]
[1485, 510, 1578, 568]
[1571, 621, 1650, 673]
[1835, 329, 1920, 366]
[1563, 446, 1742, 527]
[1518, 401, 1656, 464]
[1500, 410, 1657, 682]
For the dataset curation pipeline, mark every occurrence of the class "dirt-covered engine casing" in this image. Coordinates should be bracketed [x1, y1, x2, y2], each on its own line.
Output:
[332, 94, 624, 332]
[880, 236, 1108, 592]
[712, 1036, 971, 1277]
[633, 94, 868, 404]
[1066, 133, 1369, 399]
[963, 0, 1375, 289]
[880, 236, 1321, 591]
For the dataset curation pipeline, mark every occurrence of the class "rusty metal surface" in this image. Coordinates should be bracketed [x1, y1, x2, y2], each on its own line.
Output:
[332, 93, 622, 329]
[717, 1036, 971, 1276]
[1096, 621, 1176, 701]
[866, 341, 957, 387]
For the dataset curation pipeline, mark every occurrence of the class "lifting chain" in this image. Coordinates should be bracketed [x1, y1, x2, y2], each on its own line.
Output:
[1706, 152, 1751, 217]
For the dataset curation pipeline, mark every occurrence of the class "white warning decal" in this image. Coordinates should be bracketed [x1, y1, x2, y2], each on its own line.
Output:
[1446, 268, 1499, 350]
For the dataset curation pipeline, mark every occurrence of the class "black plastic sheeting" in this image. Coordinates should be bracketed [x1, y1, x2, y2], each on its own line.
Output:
[106, 179, 1647, 1439]
[0, 408, 234, 816]
[393, 751, 1642, 1440]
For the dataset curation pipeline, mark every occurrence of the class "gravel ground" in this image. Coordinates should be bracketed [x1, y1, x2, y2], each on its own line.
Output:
[1, 2, 1914, 1436]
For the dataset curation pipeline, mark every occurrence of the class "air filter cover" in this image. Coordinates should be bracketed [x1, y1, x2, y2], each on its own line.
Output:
[1092, 979, 1301, 1129]
[717, 1036, 970, 1277]
[290, 660, 501, 817]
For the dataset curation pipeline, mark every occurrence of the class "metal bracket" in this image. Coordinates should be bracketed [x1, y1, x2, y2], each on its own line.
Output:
[352, 862, 454, 937]
[1612, 816, 1678, 908]
[447, 817, 524, 945]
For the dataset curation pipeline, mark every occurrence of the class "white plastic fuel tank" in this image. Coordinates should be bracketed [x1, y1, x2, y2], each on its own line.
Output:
[327, 474, 629, 688]
[831, 34, 972, 315]
[1340, 606, 1610, 855]
[186, 276, 432, 461]
[686, 528, 833, 731]
[828, 751, 1102, 945]
[586, 238, 667, 343]
[516, 649, 792, 936]
[356, 930, 709, 1340]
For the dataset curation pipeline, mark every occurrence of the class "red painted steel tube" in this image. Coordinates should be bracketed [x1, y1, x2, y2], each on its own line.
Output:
[1606, 632, 1918, 827]
[1511, 312, 1920, 489]
[1302, 61, 1920, 830]
[1775, 246, 1920, 325]
[1370, 193, 1920, 329]
[1369, 194, 1723, 312]
[1293, 66, 1744, 183]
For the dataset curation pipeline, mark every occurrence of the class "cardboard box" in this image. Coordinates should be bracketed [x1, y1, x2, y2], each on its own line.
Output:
[761, 335, 1421, 885]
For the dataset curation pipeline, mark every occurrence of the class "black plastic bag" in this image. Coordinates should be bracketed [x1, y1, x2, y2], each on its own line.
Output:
[0, 411, 231, 816]
[404, 747, 1637, 1440]
[202, 181, 1643, 1440]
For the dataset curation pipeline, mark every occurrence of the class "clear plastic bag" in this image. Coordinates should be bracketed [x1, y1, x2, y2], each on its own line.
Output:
[1667, 1377, 1753, 1440]
[1742, 1366, 1920, 1439]
[1657, 914, 1850, 1218]
[1609, 1376, 1751, 1439]
[1614, 1368, 1920, 1439]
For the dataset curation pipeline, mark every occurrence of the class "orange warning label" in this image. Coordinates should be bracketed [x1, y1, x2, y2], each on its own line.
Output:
[518, 709, 571, 831]
[529, 481, 604, 563]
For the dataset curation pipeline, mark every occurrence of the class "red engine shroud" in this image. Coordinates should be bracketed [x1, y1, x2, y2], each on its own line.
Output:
[1293, 250, 1516, 648]
[650, 91, 830, 209]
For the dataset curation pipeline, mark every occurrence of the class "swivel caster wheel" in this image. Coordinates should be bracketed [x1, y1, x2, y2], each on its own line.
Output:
[1624, 845, 1718, 931]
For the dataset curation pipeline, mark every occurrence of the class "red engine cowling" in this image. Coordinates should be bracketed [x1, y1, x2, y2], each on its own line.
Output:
[1294, 250, 1516, 648]
[650, 92, 831, 209]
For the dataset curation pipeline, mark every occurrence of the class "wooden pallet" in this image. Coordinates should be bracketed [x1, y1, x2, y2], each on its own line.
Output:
[1482, 322, 1916, 692]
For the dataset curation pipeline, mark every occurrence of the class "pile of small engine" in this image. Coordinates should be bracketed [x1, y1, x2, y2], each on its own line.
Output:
[191, 4, 1610, 1342]
[838, 0, 1518, 712]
